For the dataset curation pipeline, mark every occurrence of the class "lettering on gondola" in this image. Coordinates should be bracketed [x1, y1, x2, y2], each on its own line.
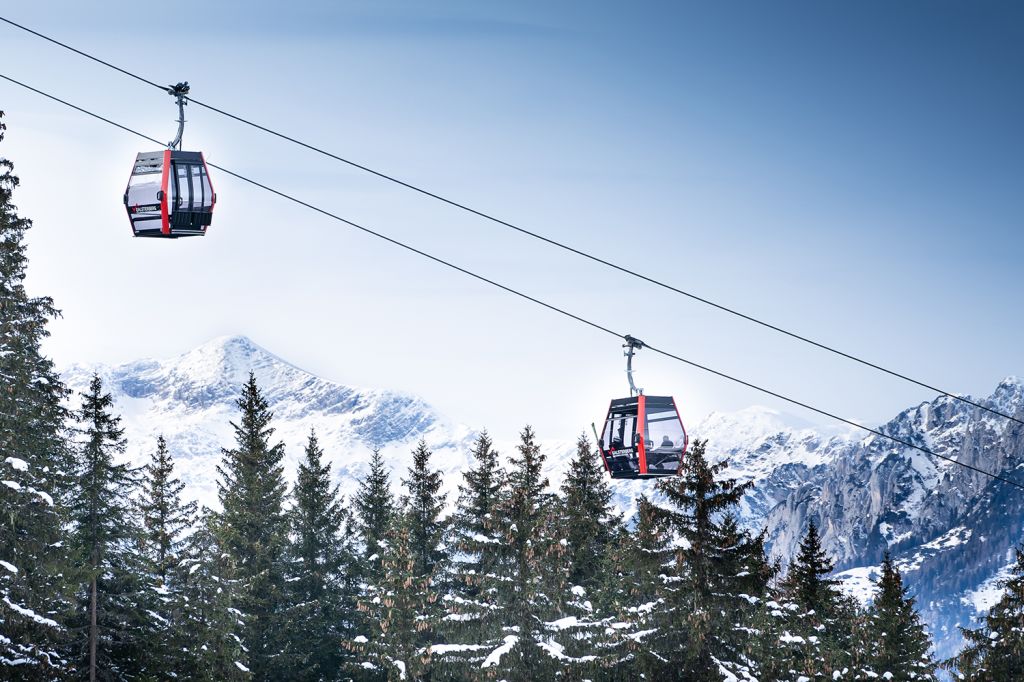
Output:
[130, 204, 160, 214]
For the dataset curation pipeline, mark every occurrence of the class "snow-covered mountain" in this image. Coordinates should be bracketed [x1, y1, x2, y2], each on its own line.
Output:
[62, 335, 480, 509]
[62, 336, 1024, 659]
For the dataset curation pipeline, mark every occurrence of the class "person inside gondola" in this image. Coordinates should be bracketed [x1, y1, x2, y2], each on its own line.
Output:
[661, 435, 673, 447]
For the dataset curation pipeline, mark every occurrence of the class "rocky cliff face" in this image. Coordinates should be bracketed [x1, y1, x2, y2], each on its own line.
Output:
[63, 337, 1023, 658]
[749, 379, 1024, 658]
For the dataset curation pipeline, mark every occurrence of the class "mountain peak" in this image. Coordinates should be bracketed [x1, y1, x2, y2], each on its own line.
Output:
[998, 375, 1022, 389]
[175, 335, 287, 385]
[203, 333, 260, 350]
[990, 375, 1024, 417]
[194, 334, 271, 359]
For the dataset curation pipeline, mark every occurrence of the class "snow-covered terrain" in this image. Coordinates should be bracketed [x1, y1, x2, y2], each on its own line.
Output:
[62, 335, 480, 510]
[63, 336, 1024, 659]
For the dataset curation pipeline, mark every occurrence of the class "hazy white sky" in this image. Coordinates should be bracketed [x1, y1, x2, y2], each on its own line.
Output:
[2, 1, 1022, 444]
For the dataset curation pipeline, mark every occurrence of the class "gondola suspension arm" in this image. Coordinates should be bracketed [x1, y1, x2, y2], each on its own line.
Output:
[624, 334, 644, 397]
[167, 81, 189, 150]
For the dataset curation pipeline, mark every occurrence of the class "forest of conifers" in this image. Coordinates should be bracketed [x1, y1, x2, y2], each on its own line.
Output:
[3, 113, 1024, 682]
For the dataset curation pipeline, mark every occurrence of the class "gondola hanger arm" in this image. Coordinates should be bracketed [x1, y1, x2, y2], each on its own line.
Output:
[623, 334, 644, 396]
[166, 81, 189, 150]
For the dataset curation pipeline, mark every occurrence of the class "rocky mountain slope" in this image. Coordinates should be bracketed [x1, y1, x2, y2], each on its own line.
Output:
[62, 335, 1024, 658]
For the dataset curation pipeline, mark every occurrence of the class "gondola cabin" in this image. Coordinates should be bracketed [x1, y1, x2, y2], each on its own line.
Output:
[124, 150, 215, 238]
[597, 394, 687, 479]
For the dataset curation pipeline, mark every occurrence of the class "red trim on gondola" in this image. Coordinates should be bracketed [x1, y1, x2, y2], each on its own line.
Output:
[160, 150, 171, 235]
[637, 394, 648, 475]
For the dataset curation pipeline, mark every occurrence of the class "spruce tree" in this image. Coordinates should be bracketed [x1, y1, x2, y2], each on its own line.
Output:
[214, 372, 290, 681]
[402, 439, 448, 579]
[485, 426, 566, 680]
[68, 374, 156, 680]
[558, 434, 618, 593]
[139, 434, 197, 675]
[951, 546, 1024, 681]
[590, 496, 659, 620]
[448, 430, 504, 593]
[286, 429, 359, 681]
[607, 496, 675, 676]
[496, 425, 553, 679]
[399, 439, 449, 671]
[785, 520, 839, 610]
[620, 440, 770, 681]
[354, 447, 396, 575]
[178, 510, 248, 682]
[434, 427, 565, 681]
[436, 431, 506, 677]
[0, 110, 75, 678]
[353, 519, 437, 682]
[863, 552, 935, 680]
[773, 519, 859, 679]
[140, 435, 196, 584]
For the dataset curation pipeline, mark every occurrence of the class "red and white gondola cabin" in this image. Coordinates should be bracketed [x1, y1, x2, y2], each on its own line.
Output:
[124, 150, 215, 238]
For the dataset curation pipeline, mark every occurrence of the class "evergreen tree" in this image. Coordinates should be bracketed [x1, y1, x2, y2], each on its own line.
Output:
[619, 440, 770, 681]
[177, 509, 248, 682]
[436, 431, 506, 677]
[771, 519, 859, 679]
[286, 429, 359, 681]
[591, 495, 664, 621]
[214, 372, 290, 681]
[394, 439, 449, 675]
[558, 434, 618, 593]
[139, 434, 198, 675]
[951, 546, 1024, 681]
[68, 374, 156, 680]
[494, 425, 554, 680]
[862, 552, 935, 680]
[435, 427, 567, 681]
[448, 430, 504, 593]
[354, 447, 396, 575]
[592, 499, 675, 681]
[140, 435, 196, 584]
[485, 426, 577, 680]
[0, 110, 75, 679]
[784, 520, 839, 611]
[401, 439, 448, 579]
[353, 519, 437, 682]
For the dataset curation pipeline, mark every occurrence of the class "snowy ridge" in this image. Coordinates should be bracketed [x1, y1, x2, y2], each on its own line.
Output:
[62, 336, 477, 509]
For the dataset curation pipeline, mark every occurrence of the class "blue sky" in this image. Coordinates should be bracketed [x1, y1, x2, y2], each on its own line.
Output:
[2, 1, 1021, 443]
